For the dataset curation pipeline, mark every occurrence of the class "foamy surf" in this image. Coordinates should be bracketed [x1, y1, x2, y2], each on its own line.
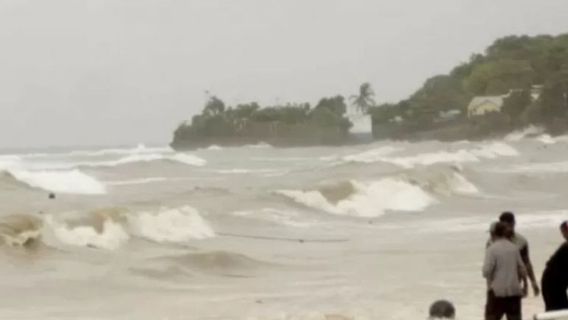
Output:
[128, 206, 215, 243]
[339, 146, 402, 163]
[43, 215, 129, 250]
[0, 215, 43, 248]
[8, 169, 106, 195]
[505, 126, 544, 141]
[278, 178, 436, 218]
[38, 206, 215, 250]
[403, 166, 480, 196]
[81, 153, 207, 168]
[379, 142, 519, 168]
[69, 144, 173, 157]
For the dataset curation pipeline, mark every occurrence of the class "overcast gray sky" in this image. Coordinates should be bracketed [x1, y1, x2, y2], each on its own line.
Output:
[0, 0, 567, 149]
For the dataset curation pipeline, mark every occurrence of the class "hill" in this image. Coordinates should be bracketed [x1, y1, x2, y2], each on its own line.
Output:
[370, 34, 568, 140]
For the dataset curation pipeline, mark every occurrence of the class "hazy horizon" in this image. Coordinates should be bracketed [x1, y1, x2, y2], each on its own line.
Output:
[1, 0, 568, 149]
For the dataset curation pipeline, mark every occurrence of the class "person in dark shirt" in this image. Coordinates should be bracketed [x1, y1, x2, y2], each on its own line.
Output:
[541, 221, 568, 311]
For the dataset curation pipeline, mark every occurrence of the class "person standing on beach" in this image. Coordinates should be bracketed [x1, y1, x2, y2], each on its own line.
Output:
[498, 212, 540, 297]
[541, 221, 568, 311]
[483, 222, 527, 320]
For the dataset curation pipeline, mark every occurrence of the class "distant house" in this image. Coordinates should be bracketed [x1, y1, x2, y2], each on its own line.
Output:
[467, 95, 507, 118]
[467, 85, 544, 118]
[346, 104, 372, 136]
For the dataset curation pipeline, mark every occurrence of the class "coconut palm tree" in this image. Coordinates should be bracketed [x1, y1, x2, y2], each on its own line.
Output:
[350, 83, 376, 114]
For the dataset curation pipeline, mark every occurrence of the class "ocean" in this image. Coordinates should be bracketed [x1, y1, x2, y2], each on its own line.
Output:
[0, 127, 565, 320]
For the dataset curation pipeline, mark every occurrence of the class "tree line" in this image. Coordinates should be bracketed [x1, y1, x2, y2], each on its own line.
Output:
[369, 34, 568, 136]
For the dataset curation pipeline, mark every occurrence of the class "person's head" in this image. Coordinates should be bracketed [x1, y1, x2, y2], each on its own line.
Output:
[48, 193, 56, 200]
[429, 300, 455, 319]
[492, 222, 508, 240]
[499, 211, 516, 234]
[560, 221, 568, 242]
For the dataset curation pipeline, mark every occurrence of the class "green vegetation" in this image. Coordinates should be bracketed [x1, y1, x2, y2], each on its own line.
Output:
[172, 33, 568, 147]
[370, 33, 568, 139]
[171, 95, 353, 149]
[350, 82, 376, 114]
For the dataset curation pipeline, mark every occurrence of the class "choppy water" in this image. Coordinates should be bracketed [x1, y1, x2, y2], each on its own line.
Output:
[1, 128, 567, 319]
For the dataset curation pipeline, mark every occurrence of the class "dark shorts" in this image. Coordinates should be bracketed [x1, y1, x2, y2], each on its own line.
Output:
[542, 277, 568, 311]
[485, 290, 521, 320]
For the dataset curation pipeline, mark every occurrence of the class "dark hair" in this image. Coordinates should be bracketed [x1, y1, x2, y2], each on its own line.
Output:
[429, 300, 455, 319]
[493, 222, 508, 238]
[560, 221, 568, 232]
[499, 212, 515, 224]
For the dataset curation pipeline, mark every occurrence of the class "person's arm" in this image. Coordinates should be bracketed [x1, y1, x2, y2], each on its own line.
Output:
[521, 243, 540, 296]
[517, 251, 529, 297]
[483, 248, 495, 281]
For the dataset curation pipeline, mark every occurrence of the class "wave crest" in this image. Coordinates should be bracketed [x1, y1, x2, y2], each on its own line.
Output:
[6, 169, 106, 195]
[0, 215, 43, 248]
[278, 178, 436, 218]
[128, 206, 215, 243]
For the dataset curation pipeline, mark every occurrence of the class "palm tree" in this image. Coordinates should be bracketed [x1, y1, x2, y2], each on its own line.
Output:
[350, 83, 376, 114]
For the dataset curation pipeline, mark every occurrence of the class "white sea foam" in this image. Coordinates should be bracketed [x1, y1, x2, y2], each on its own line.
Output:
[380, 142, 518, 168]
[447, 172, 479, 195]
[128, 206, 215, 243]
[536, 134, 556, 145]
[340, 146, 402, 163]
[495, 161, 568, 174]
[81, 153, 207, 168]
[408, 169, 480, 196]
[70, 144, 173, 157]
[9, 169, 106, 194]
[505, 126, 544, 141]
[278, 178, 437, 218]
[206, 145, 223, 151]
[246, 142, 272, 149]
[44, 215, 129, 250]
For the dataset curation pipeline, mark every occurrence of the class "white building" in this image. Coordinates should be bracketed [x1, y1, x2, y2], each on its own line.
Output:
[467, 85, 543, 118]
[467, 95, 507, 118]
[346, 105, 372, 136]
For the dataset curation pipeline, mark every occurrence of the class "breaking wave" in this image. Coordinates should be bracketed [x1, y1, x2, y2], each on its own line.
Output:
[0, 215, 43, 248]
[494, 161, 568, 174]
[205, 145, 223, 151]
[403, 166, 479, 196]
[379, 142, 518, 168]
[340, 146, 402, 163]
[5, 169, 106, 195]
[69, 144, 173, 157]
[128, 206, 215, 243]
[277, 178, 437, 218]
[505, 126, 544, 141]
[277, 167, 478, 218]
[536, 134, 557, 145]
[338, 142, 518, 168]
[44, 214, 129, 250]
[80, 153, 206, 168]
[7, 206, 216, 250]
